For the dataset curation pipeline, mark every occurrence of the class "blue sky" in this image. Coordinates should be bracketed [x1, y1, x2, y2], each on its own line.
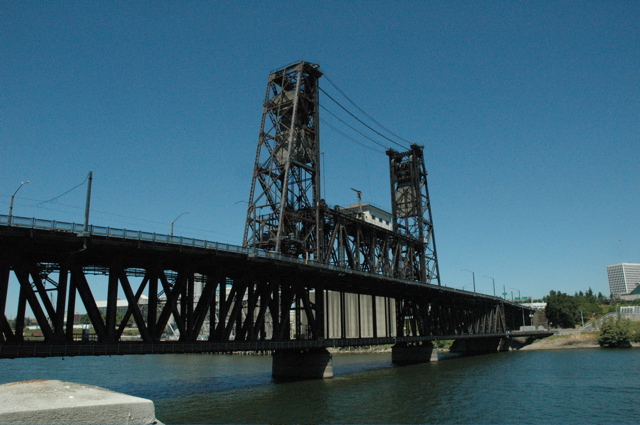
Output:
[2, 1, 639, 301]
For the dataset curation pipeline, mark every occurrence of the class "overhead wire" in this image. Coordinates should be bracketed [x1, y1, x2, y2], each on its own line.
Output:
[39, 174, 89, 206]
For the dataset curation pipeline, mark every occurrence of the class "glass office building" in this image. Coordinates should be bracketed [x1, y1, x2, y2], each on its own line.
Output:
[607, 263, 640, 295]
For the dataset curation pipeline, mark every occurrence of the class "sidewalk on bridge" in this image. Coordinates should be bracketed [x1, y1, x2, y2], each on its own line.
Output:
[0, 380, 160, 424]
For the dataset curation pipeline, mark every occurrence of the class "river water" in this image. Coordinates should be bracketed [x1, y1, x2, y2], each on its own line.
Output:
[1, 349, 638, 424]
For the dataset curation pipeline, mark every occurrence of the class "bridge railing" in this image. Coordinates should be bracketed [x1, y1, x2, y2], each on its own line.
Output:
[1, 215, 249, 253]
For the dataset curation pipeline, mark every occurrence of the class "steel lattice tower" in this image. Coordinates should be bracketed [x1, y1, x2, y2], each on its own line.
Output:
[387, 145, 441, 285]
[243, 61, 323, 259]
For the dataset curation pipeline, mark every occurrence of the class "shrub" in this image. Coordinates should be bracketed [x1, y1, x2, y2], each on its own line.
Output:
[598, 317, 631, 348]
[628, 321, 640, 343]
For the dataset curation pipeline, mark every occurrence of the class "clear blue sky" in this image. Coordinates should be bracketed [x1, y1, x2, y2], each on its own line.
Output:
[2, 1, 639, 301]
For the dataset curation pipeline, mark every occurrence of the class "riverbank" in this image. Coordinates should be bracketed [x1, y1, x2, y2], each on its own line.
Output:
[520, 331, 640, 350]
[519, 331, 600, 350]
[327, 336, 606, 353]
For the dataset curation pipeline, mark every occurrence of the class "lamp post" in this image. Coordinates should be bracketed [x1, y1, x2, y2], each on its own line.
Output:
[170, 212, 189, 236]
[461, 269, 476, 292]
[483, 275, 496, 297]
[8, 180, 30, 225]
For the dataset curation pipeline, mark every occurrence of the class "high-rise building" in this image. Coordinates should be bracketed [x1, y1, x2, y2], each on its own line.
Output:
[607, 263, 640, 295]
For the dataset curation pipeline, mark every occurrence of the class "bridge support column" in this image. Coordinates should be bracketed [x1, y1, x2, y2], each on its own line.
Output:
[450, 337, 502, 355]
[272, 348, 333, 380]
[391, 342, 438, 364]
[498, 337, 512, 352]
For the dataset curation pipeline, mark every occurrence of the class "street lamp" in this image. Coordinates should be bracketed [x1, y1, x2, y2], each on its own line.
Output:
[483, 275, 496, 297]
[461, 269, 476, 292]
[170, 211, 189, 236]
[8, 180, 30, 225]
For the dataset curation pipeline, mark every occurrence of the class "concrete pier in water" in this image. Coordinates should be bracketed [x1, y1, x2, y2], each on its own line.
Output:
[391, 342, 439, 364]
[0, 380, 158, 424]
[272, 348, 334, 379]
[450, 337, 510, 355]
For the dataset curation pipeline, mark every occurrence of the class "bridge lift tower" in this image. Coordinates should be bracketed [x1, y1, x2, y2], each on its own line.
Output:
[243, 60, 439, 287]
[243, 61, 323, 259]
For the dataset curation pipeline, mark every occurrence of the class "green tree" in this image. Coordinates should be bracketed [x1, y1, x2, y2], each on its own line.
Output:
[544, 290, 579, 328]
[598, 317, 631, 348]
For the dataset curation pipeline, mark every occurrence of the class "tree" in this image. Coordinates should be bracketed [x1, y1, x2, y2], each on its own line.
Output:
[598, 317, 631, 348]
[544, 290, 579, 328]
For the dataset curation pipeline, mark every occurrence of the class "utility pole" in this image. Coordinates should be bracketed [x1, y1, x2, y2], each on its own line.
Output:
[83, 172, 93, 233]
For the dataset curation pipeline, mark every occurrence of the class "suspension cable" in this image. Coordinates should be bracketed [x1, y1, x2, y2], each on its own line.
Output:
[319, 87, 409, 151]
[322, 74, 413, 149]
[320, 118, 384, 153]
[320, 105, 388, 151]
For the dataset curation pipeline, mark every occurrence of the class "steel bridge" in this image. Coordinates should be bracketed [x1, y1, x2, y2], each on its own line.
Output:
[0, 216, 540, 358]
[1, 61, 547, 376]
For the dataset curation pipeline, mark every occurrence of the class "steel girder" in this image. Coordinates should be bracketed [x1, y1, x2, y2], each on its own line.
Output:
[1, 261, 328, 346]
[321, 205, 430, 281]
[244, 61, 323, 258]
[395, 294, 508, 338]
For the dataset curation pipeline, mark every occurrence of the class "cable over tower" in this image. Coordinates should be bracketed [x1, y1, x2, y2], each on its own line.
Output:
[243, 61, 323, 258]
[387, 145, 441, 285]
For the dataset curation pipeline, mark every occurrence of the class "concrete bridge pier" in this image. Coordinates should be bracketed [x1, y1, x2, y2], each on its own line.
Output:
[391, 342, 439, 364]
[450, 337, 508, 355]
[272, 348, 333, 380]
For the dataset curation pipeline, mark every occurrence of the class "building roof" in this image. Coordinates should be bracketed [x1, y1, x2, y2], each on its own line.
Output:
[343, 203, 392, 218]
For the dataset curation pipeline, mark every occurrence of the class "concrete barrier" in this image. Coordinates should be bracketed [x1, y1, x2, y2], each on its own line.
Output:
[0, 380, 159, 424]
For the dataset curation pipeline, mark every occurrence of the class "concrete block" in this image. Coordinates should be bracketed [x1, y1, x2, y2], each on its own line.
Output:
[0, 380, 158, 424]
